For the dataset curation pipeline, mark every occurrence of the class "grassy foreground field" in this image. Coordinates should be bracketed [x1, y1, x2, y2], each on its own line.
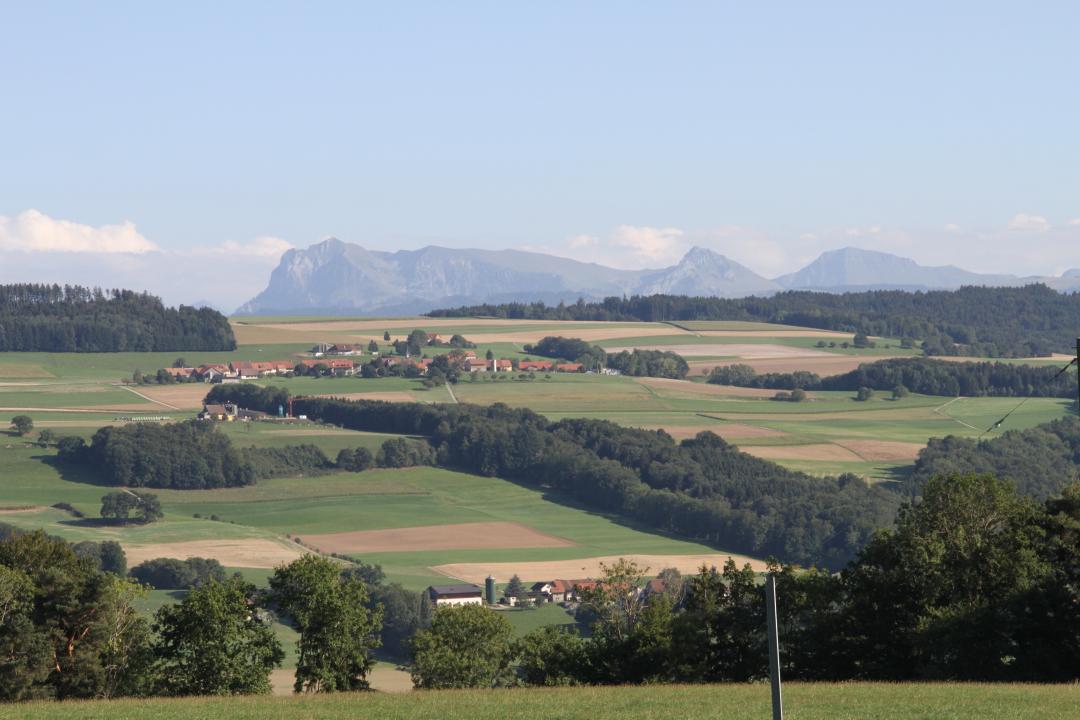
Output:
[6, 683, 1077, 720]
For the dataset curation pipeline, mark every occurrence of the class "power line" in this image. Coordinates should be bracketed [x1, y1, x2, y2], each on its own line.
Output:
[984, 358, 1075, 436]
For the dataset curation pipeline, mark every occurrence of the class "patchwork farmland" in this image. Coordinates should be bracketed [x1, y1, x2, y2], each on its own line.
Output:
[0, 314, 1073, 693]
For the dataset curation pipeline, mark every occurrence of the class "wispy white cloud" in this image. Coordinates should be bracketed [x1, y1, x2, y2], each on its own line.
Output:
[0, 209, 158, 253]
[1007, 213, 1051, 233]
[191, 235, 293, 258]
[555, 225, 687, 269]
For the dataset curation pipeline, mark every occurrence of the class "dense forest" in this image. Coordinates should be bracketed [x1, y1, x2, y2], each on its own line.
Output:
[708, 357, 1079, 398]
[251, 393, 900, 570]
[430, 284, 1080, 357]
[907, 417, 1080, 500]
[0, 284, 235, 352]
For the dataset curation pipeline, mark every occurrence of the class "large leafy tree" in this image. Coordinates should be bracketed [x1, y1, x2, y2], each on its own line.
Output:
[100, 491, 162, 524]
[841, 473, 1050, 679]
[10, 415, 32, 436]
[270, 556, 382, 693]
[410, 604, 514, 689]
[671, 560, 765, 682]
[0, 529, 153, 700]
[153, 578, 282, 696]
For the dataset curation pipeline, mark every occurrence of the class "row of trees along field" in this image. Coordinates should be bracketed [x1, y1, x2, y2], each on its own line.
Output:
[0, 284, 235, 352]
[707, 357, 1079, 398]
[523, 336, 689, 378]
[429, 284, 1080, 357]
[56, 419, 437, 489]
[413, 475, 1079, 687]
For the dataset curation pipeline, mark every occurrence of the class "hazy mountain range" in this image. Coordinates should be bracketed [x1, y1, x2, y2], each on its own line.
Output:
[235, 238, 1080, 315]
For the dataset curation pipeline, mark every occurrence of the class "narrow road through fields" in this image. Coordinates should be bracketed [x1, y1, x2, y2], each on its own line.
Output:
[445, 382, 459, 404]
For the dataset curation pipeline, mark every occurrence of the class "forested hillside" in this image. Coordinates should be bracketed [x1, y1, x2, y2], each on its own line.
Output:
[908, 417, 1080, 499]
[0, 284, 235, 351]
[430, 284, 1080, 357]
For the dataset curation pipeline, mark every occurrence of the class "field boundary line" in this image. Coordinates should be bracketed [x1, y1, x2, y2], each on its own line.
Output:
[932, 396, 980, 431]
[117, 385, 182, 410]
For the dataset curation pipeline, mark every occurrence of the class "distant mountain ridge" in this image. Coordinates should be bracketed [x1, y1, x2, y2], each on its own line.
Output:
[235, 239, 775, 315]
[236, 240, 1080, 315]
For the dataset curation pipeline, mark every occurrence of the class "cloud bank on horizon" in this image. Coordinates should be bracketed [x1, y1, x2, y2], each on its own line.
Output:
[2, 209, 1080, 312]
[0, 210, 292, 312]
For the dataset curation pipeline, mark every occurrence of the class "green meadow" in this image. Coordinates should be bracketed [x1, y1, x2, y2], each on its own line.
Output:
[5, 682, 1077, 720]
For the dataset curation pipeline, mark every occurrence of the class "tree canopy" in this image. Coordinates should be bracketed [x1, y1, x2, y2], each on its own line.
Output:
[0, 284, 235, 352]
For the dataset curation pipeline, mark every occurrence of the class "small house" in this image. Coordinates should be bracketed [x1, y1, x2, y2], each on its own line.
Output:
[199, 403, 237, 422]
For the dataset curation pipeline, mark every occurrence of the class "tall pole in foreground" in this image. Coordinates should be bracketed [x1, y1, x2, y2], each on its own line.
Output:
[765, 572, 783, 720]
[1075, 338, 1080, 416]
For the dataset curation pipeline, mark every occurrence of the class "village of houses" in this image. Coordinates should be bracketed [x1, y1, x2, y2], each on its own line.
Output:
[155, 332, 592, 386]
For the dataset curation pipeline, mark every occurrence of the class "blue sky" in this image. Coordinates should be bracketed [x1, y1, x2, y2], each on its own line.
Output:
[2, 2, 1079, 307]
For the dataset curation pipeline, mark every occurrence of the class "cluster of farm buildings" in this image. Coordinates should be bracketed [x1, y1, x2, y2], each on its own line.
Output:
[427, 577, 669, 607]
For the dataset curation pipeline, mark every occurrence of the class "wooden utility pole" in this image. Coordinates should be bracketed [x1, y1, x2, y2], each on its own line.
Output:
[765, 573, 783, 720]
[1075, 338, 1079, 414]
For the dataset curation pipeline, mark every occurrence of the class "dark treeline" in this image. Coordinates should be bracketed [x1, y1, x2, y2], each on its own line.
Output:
[430, 284, 1080, 357]
[57, 418, 428, 489]
[285, 394, 898, 569]
[0, 284, 235, 352]
[240, 444, 334, 479]
[60, 422, 256, 489]
[523, 336, 688, 378]
[607, 349, 688, 379]
[417, 474, 1080, 686]
[908, 416, 1080, 500]
[708, 357, 1079, 398]
[129, 557, 227, 590]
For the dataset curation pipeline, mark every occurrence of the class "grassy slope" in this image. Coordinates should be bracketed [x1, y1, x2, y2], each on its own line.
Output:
[6, 683, 1077, 720]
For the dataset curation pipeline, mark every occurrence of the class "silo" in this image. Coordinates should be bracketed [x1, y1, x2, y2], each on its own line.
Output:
[485, 575, 497, 605]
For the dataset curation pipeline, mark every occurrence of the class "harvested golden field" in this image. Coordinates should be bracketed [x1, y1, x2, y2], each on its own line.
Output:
[636, 423, 788, 440]
[434, 552, 767, 584]
[304, 521, 576, 554]
[742, 444, 865, 462]
[0, 364, 55, 378]
[742, 439, 924, 463]
[123, 538, 307, 568]
[699, 354, 910, 375]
